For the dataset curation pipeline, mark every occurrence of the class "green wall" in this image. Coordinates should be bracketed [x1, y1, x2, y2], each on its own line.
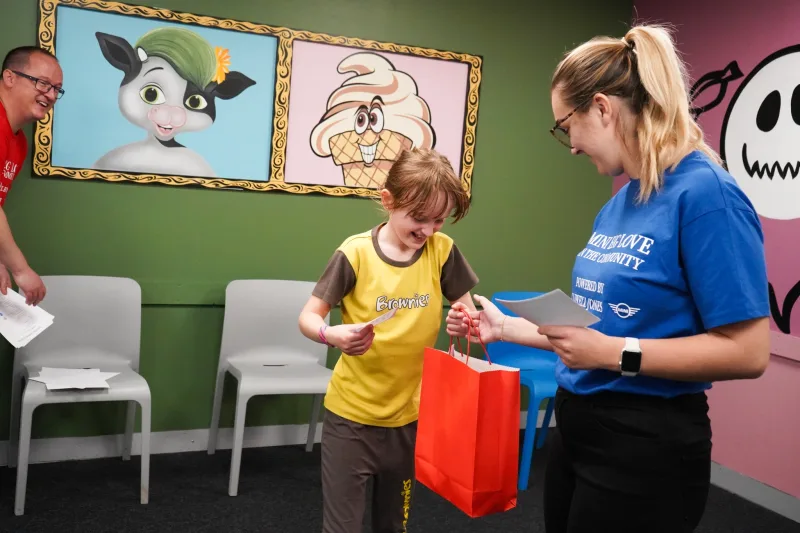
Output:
[0, 0, 631, 441]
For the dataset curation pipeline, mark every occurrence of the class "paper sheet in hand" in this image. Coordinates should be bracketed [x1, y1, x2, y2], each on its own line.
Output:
[496, 289, 600, 327]
[29, 367, 120, 391]
[354, 308, 397, 332]
[0, 289, 54, 348]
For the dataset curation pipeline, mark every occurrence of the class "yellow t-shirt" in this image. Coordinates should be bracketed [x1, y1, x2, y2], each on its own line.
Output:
[312, 223, 478, 427]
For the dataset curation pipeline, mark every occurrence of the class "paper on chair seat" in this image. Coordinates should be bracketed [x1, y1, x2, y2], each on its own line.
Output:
[0, 289, 54, 348]
[29, 367, 120, 390]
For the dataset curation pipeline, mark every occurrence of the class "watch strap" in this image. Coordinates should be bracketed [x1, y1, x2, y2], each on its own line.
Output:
[624, 337, 640, 353]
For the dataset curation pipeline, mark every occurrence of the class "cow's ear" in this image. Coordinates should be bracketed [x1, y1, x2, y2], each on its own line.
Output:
[210, 71, 256, 100]
[95, 32, 142, 84]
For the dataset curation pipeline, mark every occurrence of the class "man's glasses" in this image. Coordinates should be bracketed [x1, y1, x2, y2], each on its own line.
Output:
[10, 70, 65, 100]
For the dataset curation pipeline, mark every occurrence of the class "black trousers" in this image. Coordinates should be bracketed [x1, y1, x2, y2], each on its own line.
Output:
[544, 387, 712, 533]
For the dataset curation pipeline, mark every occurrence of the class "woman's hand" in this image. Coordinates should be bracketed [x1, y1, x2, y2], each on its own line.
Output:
[537, 325, 622, 370]
[446, 294, 508, 344]
[325, 324, 375, 356]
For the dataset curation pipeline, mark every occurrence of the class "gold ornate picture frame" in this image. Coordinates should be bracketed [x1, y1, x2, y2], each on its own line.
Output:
[33, 0, 483, 199]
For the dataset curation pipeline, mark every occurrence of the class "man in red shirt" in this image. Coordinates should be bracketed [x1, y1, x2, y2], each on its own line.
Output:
[0, 46, 63, 306]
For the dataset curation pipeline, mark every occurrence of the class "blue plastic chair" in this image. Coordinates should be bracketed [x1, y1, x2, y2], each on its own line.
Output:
[485, 291, 558, 491]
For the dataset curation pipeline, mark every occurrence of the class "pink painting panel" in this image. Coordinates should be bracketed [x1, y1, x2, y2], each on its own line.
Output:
[284, 40, 469, 188]
[707, 356, 800, 498]
[630, 0, 800, 499]
[618, 0, 800, 357]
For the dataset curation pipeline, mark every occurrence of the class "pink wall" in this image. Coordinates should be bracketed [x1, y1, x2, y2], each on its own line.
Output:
[621, 0, 800, 498]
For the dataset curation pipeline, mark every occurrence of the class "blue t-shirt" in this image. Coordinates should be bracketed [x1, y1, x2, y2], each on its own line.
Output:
[559, 150, 770, 398]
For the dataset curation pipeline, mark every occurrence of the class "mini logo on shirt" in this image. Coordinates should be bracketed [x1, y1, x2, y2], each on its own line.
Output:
[608, 302, 640, 319]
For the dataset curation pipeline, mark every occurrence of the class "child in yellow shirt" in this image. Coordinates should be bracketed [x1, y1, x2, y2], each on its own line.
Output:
[299, 147, 479, 532]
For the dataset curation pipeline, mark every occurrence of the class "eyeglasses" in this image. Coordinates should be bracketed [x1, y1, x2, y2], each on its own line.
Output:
[9, 70, 65, 100]
[549, 104, 580, 149]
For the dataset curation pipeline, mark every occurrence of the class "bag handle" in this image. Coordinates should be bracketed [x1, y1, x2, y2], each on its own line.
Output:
[448, 308, 492, 365]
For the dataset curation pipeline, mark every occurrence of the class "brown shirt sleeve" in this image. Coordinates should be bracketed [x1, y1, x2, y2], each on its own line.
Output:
[312, 250, 357, 307]
[440, 243, 479, 302]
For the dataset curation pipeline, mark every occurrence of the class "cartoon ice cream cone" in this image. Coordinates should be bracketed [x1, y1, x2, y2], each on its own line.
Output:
[310, 52, 435, 189]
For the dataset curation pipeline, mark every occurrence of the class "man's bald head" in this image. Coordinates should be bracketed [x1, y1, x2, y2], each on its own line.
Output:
[2, 46, 58, 73]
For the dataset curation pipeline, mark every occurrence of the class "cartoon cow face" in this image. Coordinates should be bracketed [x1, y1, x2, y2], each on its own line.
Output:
[721, 45, 800, 220]
[95, 32, 254, 143]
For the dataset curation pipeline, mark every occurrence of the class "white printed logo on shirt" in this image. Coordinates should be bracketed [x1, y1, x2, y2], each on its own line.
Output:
[3, 160, 18, 181]
[608, 302, 640, 319]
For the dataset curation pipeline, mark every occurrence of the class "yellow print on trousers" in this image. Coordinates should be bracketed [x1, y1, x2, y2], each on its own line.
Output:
[401, 479, 412, 531]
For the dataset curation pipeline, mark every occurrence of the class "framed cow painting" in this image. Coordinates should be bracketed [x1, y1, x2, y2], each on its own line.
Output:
[32, 0, 483, 199]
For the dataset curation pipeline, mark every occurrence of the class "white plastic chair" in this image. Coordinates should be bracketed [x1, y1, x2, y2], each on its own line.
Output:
[208, 279, 333, 496]
[8, 275, 151, 516]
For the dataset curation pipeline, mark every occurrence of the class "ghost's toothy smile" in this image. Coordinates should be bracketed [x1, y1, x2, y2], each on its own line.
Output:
[742, 144, 800, 180]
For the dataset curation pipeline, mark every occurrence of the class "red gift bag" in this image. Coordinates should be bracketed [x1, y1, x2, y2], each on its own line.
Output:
[414, 322, 521, 518]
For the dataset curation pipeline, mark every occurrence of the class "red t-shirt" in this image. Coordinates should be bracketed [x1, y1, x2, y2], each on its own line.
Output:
[0, 99, 27, 207]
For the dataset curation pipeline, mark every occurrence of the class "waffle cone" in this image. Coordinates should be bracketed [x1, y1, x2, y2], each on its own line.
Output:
[328, 130, 413, 188]
[329, 130, 413, 165]
[341, 160, 395, 188]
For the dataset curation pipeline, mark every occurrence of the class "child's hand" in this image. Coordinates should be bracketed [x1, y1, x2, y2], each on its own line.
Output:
[326, 323, 375, 355]
[446, 302, 473, 338]
[447, 296, 505, 344]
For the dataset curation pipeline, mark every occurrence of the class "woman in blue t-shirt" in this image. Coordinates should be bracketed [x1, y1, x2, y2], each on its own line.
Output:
[447, 23, 770, 533]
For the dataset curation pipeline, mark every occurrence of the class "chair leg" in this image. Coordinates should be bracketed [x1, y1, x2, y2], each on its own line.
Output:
[536, 398, 555, 449]
[14, 400, 35, 516]
[519, 394, 541, 491]
[228, 388, 249, 497]
[306, 394, 323, 452]
[139, 397, 151, 505]
[8, 373, 23, 468]
[207, 370, 226, 455]
[123, 400, 136, 460]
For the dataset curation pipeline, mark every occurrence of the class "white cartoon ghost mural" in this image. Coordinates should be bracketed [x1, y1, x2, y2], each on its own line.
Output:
[719, 46, 800, 221]
[693, 46, 800, 338]
[309, 52, 435, 189]
[93, 27, 255, 178]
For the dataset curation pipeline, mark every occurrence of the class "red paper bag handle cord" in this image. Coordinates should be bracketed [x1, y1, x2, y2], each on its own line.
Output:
[448, 309, 492, 365]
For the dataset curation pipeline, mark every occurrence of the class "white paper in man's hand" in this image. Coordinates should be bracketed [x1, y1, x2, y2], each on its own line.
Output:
[0, 289, 54, 348]
[354, 308, 397, 332]
[496, 289, 600, 327]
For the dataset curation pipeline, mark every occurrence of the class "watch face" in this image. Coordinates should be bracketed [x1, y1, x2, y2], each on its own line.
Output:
[621, 350, 642, 373]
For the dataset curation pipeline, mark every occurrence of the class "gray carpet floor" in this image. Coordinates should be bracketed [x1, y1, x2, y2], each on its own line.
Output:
[1, 431, 799, 532]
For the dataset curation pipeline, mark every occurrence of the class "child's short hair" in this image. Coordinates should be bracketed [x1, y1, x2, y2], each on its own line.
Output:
[383, 148, 470, 222]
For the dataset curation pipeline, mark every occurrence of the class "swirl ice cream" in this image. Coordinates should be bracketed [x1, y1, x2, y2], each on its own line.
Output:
[310, 52, 436, 188]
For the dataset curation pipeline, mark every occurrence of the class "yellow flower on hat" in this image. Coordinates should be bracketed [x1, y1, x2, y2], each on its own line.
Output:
[213, 46, 230, 84]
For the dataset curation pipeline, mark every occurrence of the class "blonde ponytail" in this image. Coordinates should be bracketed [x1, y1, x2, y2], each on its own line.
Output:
[625, 25, 720, 201]
[552, 24, 720, 203]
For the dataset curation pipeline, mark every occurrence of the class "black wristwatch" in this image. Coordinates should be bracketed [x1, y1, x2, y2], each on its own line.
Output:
[619, 337, 641, 377]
